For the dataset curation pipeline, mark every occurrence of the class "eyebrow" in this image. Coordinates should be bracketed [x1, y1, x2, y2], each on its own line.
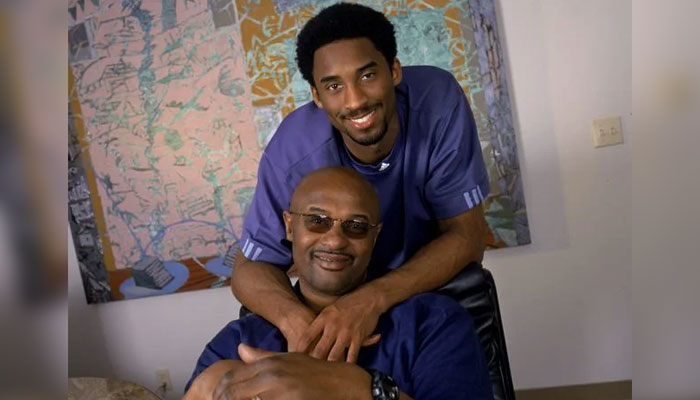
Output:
[318, 61, 379, 84]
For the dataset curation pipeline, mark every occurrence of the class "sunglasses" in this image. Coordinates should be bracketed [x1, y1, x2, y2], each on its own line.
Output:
[288, 211, 379, 239]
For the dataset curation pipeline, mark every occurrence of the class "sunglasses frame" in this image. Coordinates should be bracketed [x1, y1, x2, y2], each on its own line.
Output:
[287, 211, 380, 238]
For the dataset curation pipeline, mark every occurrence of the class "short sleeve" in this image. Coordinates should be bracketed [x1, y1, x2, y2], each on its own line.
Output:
[425, 91, 489, 220]
[237, 153, 293, 269]
[410, 297, 493, 399]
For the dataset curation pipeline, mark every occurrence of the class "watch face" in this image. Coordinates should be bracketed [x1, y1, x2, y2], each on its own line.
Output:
[370, 369, 399, 400]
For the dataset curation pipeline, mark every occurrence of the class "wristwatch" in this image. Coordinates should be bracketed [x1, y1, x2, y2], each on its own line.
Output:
[367, 369, 400, 400]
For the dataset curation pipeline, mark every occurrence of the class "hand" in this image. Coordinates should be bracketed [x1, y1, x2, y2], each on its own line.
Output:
[212, 344, 371, 400]
[297, 290, 383, 363]
[278, 305, 316, 353]
[184, 360, 244, 400]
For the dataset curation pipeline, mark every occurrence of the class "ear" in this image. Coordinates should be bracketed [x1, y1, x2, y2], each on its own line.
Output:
[391, 58, 402, 86]
[282, 211, 294, 241]
[311, 86, 324, 109]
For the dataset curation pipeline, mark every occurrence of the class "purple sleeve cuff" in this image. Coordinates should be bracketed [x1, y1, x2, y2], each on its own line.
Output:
[431, 176, 490, 220]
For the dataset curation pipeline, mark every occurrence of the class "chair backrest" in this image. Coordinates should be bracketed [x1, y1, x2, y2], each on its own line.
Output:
[434, 262, 515, 400]
[238, 262, 515, 400]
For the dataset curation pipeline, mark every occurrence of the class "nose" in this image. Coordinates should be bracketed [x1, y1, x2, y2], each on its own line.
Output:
[343, 83, 368, 112]
[318, 221, 350, 249]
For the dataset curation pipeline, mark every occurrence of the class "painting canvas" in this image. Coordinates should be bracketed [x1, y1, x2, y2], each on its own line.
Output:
[68, 0, 529, 304]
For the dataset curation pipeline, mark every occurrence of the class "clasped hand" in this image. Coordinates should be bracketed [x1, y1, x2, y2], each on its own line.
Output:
[283, 290, 383, 363]
[212, 343, 371, 400]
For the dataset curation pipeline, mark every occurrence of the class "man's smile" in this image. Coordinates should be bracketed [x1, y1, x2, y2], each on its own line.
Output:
[343, 107, 378, 130]
[312, 250, 354, 271]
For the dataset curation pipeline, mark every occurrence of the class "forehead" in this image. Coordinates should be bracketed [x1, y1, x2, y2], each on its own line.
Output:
[312, 38, 387, 80]
[293, 177, 376, 218]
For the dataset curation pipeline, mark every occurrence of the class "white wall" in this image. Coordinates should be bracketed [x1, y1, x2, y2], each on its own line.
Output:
[485, 0, 632, 389]
[67, 0, 649, 395]
[630, 1, 700, 398]
[68, 235, 241, 398]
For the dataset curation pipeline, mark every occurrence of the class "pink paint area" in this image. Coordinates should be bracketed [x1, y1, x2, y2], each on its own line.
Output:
[72, 0, 260, 270]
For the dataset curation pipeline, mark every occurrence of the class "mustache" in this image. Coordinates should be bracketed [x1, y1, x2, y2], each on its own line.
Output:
[340, 104, 378, 120]
[311, 249, 354, 260]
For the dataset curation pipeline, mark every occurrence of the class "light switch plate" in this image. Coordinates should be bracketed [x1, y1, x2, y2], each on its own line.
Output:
[591, 116, 623, 148]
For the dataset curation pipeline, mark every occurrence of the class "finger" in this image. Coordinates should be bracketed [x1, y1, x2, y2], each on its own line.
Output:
[294, 320, 324, 353]
[327, 336, 350, 362]
[346, 338, 360, 364]
[309, 328, 336, 359]
[361, 333, 381, 347]
[238, 343, 279, 363]
[347, 333, 381, 363]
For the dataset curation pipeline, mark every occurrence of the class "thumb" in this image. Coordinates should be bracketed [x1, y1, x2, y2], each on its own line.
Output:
[361, 333, 381, 347]
[237, 343, 279, 363]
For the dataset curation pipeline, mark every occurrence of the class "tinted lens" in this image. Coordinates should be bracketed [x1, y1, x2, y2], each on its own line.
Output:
[302, 214, 333, 233]
[341, 220, 371, 238]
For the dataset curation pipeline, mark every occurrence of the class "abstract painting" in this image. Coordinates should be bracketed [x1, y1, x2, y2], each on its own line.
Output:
[69, 0, 529, 303]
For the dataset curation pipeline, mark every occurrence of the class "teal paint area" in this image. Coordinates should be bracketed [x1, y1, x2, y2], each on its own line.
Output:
[392, 10, 452, 72]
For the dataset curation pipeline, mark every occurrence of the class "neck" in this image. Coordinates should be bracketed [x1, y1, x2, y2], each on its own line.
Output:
[299, 277, 352, 314]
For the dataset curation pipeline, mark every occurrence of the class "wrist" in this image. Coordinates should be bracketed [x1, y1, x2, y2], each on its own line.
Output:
[358, 281, 392, 314]
[278, 302, 314, 333]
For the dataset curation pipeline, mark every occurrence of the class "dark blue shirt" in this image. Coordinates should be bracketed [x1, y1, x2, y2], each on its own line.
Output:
[186, 293, 493, 399]
[239, 66, 489, 279]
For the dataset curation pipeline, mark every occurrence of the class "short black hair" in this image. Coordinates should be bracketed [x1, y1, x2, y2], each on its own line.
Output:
[295, 3, 397, 86]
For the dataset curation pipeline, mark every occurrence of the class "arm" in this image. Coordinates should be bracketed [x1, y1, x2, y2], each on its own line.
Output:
[230, 250, 316, 350]
[212, 344, 415, 400]
[359, 204, 485, 315]
[228, 150, 319, 349]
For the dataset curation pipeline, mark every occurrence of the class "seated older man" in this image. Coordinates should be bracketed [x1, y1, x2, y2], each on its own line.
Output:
[184, 167, 492, 400]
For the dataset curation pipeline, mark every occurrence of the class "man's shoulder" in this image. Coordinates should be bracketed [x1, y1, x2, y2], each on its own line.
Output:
[402, 65, 459, 85]
[263, 101, 337, 171]
[400, 65, 464, 110]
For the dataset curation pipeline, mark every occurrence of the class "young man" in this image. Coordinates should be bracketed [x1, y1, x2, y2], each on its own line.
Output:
[186, 167, 492, 400]
[230, 3, 490, 363]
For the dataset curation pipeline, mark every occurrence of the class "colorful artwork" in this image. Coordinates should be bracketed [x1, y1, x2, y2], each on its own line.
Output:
[69, 0, 529, 304]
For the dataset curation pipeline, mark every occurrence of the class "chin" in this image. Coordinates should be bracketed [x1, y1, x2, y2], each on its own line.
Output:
[313, 276, 362, 296]
[346, 126, 387, 147]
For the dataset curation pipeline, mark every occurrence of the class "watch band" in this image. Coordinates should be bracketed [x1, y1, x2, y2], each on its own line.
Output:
[367, 368, 400, 400]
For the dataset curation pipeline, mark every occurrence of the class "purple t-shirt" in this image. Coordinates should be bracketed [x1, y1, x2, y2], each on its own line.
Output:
[238, 66, 488, 277]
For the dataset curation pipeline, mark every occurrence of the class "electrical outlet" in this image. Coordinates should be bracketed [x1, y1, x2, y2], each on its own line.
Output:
[591, 116, 623, 148]
[156, 368, 173, 393]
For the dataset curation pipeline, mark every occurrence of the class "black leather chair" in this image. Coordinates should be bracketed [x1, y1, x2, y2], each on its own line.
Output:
[238, 261, 515, 400]
[434, 262, 515, 400]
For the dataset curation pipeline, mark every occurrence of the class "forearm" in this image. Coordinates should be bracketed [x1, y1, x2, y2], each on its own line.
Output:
[230, 250, 308, 328]
[361, 207, 486, 312]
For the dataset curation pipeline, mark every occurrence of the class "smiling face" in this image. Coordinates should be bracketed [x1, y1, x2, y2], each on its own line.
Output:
[311, 38, 402, 164]
[283, 168, 381, 299]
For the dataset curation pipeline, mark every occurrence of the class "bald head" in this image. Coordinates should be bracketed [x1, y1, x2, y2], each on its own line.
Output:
[290, 167, 380, 223]
[283, 166, 381, 302]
